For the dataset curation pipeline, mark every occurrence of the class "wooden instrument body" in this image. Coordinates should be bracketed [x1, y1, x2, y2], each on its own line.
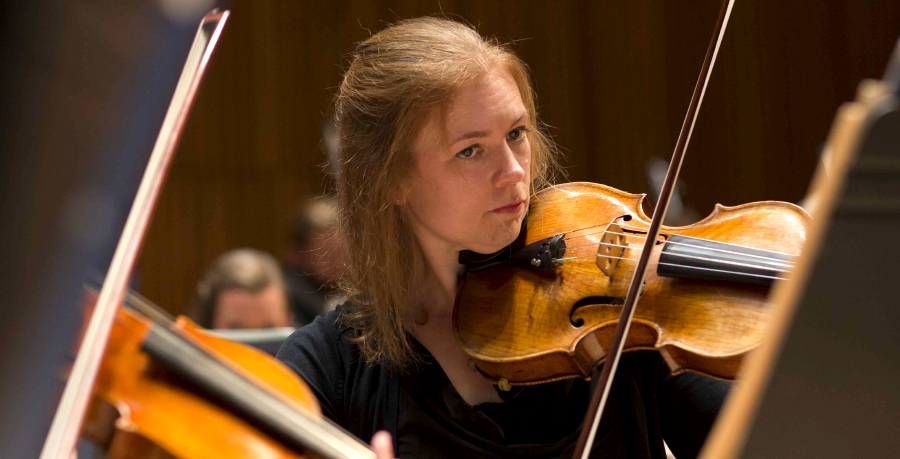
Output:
[454, 182, 810, 385]
[82, 301, 319, 459]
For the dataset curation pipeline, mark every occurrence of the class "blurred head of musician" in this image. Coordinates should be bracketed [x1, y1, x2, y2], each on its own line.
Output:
[333, 16, 558, 367]
[283, 196, 347, 325]
[194, 248, 293, 329]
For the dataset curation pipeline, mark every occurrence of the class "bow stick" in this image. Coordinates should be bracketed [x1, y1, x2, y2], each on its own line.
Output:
[39, 11, 229, 458]
[572, 0, 736, 456]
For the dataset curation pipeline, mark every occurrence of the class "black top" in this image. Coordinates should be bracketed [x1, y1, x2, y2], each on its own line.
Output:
[276, 307, 730, 458]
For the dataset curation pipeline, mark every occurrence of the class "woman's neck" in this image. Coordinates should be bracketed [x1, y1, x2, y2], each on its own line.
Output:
[409, 233, 464, 319]
[407, 229, 504, 406]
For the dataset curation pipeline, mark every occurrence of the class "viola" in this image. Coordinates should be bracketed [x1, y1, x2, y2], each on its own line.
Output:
[455, 181, 809, 388]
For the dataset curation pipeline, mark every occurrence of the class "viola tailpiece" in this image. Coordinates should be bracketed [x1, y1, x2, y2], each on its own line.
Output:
[460, 230, 568, 273]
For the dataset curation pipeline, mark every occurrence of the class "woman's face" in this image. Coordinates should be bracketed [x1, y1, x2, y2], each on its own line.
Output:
[403, 66, 531, 257]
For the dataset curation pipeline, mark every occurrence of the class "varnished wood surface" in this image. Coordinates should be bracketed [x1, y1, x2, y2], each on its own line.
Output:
[455, 182, 810, 385]
[85, 306, 319, 458]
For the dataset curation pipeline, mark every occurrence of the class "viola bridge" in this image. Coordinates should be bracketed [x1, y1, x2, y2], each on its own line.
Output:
[596, 222, 628, 278]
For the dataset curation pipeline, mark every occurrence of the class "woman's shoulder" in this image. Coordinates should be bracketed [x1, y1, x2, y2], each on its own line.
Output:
[277, 303, 357, 370]
[275, 298, 398, 379]
[276, 301, 400, 439]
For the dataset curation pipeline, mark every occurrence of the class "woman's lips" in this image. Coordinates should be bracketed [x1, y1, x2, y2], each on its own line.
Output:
[492, 200, 525, 214]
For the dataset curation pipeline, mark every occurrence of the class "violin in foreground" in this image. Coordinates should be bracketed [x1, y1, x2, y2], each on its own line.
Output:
[79, 290, 374, 459]
[39, 11, 371, 459]
[456, 182, 810, 387]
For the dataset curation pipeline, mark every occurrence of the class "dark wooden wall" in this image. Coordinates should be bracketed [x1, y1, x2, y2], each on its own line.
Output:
[138, 0, 900, 315]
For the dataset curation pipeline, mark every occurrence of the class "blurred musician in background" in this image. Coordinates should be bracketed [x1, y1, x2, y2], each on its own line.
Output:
[193, 248, 293, 330]
[284, 197, 348, 326]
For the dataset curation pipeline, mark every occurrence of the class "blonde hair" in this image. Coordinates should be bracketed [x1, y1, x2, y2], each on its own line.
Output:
[335, 17, 558, 366]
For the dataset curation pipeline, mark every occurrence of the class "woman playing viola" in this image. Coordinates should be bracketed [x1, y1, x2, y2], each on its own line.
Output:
[277, 17, 729, 458]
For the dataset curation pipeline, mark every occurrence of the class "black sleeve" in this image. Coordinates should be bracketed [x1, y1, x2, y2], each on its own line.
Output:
[656, 366, 731, 459]
[276, 309, 349, 426]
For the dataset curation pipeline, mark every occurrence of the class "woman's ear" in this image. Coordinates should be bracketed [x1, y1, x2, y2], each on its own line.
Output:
[394, 182, 409, 206]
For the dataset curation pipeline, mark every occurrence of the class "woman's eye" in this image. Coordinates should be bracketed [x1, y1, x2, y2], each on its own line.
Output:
[507, 127, 529, 141]
[456, 146, 479, 159]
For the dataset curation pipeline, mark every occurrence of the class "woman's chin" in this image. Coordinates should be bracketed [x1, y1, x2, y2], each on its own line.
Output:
[467, 230, 522, 254]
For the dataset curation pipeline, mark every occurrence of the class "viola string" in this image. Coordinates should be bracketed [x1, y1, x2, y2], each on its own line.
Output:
[558, 220, 794, 264]
[549, 222, 611, 237]
[558, 221, 659, 241]
[564, 245, 792, 275]
[586, 251, 790, 276]
[655, 262, 788, 281]
[560, 228, 622, 243]
[615, 224, 798, 258]
[563, 231, 795, 266]
[563, 253, 789, 281]
[576, 230, 794, 264]
[565, 238, 795, 269]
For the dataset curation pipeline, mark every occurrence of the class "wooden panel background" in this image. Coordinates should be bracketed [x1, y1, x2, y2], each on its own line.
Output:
[138, 0, 900, 315]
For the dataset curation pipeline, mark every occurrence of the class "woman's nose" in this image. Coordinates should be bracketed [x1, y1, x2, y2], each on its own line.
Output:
[492, 144, 527, 188]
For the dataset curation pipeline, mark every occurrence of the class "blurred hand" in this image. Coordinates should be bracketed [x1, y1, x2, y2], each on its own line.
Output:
[371, 430, 395, 459]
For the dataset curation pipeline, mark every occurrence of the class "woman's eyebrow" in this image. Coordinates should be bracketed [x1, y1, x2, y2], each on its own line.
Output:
[509, 112, 526, 128]
[450, 130, 489, 145]
[449, 113, 527, 145]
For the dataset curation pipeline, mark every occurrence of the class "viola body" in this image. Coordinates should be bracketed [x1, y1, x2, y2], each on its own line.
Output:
[454, 182, 810, 386]
[81, 300, 318, 459]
